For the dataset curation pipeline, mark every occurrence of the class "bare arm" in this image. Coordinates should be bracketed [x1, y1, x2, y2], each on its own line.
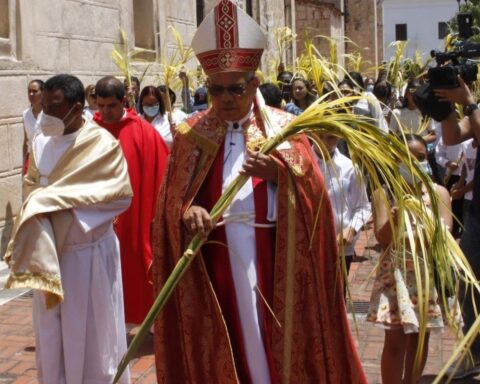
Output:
[372, 188, 394, 247]
[440, 111, 474, 145]
[435, 184, 453, 231]
[434, 76, 480, 145]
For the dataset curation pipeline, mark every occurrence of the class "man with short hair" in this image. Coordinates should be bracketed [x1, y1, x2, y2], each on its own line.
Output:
[259, 82, 283, 109]
[5, 74, 132, 383]
[277, 70, 293, 104]
[152, 1, 367, 383]
[94, 76, 169, 326]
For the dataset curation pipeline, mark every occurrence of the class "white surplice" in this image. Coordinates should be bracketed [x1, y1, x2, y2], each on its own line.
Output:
[221, 111, 276, 384]
[32, 128, 131, 384]
[23, 107, 39, 151]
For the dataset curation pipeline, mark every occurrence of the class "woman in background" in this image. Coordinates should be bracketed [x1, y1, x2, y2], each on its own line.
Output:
[83, 84, 98, 120]
[367, 134, 452, 384]
[284, 76, 317, 115]
[138, 86, 174, 149]
[22, 79, 44, 174]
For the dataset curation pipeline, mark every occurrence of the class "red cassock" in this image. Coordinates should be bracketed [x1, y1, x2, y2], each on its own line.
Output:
[94, 109, 169, 324]
[152, 106, 367, 383]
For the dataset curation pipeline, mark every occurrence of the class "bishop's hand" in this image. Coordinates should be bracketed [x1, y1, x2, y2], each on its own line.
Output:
[183, 205, 212, 237]
[240, 150, 278, 183]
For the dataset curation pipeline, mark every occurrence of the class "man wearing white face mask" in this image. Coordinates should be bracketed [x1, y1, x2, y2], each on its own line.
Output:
[4, 74, 133, 384]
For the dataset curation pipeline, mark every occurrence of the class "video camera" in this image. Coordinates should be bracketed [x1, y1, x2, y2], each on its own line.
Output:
[414, 12, 480, 121]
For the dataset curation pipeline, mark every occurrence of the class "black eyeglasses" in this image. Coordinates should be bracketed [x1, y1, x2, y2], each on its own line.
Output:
[206, 78, 254, 97]
[89, 94, 96, 99]
[207, 83, 247, 97]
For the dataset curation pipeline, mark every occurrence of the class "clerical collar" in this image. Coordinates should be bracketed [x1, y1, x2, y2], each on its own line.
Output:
[225, 107, 253, 132]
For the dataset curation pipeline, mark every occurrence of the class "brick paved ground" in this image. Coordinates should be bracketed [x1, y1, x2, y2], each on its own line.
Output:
[1, 228, 479, 383]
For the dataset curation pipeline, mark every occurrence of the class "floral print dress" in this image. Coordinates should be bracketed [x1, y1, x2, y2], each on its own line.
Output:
[366, 187, 445, 334]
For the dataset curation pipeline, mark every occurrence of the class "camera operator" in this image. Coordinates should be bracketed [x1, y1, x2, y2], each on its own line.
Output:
[435, 76, 480, 379]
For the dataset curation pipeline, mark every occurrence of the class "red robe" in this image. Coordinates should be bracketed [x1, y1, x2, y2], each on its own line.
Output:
[94, 109, 169, 324]
[152, 106, 367, 383]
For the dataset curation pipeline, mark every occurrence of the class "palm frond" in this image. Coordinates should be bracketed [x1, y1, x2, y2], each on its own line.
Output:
[387, 40, 409, 90]
[111, 29, 150, 108]
[274, 26, 296, 66]
[156, 25, 195, 122]
[345, 51, 364, 73]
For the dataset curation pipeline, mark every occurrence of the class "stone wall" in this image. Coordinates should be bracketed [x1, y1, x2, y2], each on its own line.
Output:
[344, 0, 383, 76]
[295, 1, 345, 70]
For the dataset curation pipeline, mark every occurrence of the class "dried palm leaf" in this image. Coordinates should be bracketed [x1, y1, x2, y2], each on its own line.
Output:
[111, 29, 150, 108]
[387, 40, 409, 90]
[157, 26, 195, 124]
[274, 26, 296, 67]
[345, 51, 364, 73]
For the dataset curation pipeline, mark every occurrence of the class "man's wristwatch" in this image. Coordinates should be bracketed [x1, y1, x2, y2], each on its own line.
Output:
[464, 103, 479, 116]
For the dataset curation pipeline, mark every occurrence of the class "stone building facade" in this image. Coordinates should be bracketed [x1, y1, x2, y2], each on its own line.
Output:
[0, 0, 355, 258]
[344, 0, 383, 74]
[295, 0, 345, 68]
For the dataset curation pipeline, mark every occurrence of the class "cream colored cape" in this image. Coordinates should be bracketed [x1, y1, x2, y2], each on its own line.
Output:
[4, 121, 133, 308]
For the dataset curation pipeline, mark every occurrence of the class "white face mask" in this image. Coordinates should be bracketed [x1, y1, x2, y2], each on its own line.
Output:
[366, 84, 374, 93]
[38, 106, 75, 137]
[399, 160, 432, 184]
[143, 105, 160, 117]
[419, 160, 432, 176]
[399, 163, 414, 185]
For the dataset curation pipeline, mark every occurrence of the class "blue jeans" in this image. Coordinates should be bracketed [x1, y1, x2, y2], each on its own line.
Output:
[460, 213, 480, 355]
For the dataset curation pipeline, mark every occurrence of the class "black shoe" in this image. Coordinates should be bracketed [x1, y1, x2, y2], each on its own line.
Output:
[445, 357, 480, 380]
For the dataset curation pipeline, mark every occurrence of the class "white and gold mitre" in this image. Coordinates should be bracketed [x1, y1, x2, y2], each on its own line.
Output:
[191, 0, 267, 75]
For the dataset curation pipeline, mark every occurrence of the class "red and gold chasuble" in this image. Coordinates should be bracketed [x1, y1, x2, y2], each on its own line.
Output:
[152, 106, 367, 383]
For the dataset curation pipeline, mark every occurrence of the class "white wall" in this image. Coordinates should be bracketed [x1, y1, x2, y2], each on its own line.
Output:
[383, 0, 457, 60]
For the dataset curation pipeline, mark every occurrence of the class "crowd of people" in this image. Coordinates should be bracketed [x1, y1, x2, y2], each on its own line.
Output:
[5, 0, 480, 383]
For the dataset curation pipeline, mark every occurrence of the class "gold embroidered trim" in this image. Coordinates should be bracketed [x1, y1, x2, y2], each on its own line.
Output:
[281, 150, 306, 177]
[282, 174, 296, 384]
[199, 255, 241, 384]
[176, 122, 218, 156]
[5, 272, 64, 308]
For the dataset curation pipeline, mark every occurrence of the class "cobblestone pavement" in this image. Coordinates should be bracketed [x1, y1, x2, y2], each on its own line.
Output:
[1, 229, 479, 383]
